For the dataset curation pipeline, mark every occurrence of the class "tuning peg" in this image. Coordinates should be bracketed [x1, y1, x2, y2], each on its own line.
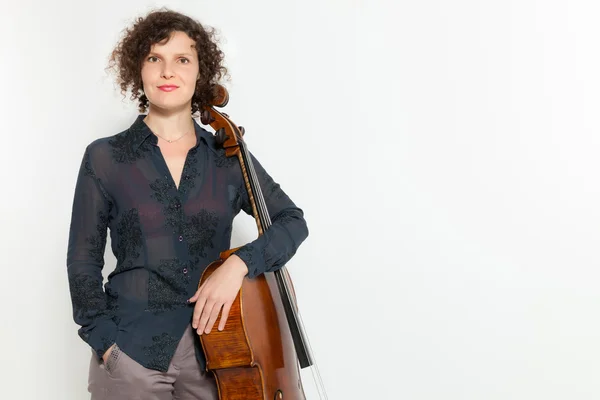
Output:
[238, 126, 245, 136]
[215, 127, 229, 146]
[200, 110, 215, 125]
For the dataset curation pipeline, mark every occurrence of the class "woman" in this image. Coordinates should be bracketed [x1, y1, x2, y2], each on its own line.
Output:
[66, 8, 308, 400]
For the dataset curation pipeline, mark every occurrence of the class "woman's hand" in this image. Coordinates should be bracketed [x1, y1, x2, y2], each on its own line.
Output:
[102, 344, 116, 363]
[189, 254, 249, 335]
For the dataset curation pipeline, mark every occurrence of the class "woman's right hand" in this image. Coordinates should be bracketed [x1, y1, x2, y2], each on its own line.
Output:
[102, 344, 116, 363]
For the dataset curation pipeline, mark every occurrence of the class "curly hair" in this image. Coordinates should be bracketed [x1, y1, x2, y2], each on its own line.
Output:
[106, 7, 229, 115]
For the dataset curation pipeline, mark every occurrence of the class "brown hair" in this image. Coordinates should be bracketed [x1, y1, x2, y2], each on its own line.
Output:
[106, 7, 229, 115]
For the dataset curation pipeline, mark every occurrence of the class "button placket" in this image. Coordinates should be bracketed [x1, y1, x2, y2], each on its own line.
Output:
[172, 195, 185, 244]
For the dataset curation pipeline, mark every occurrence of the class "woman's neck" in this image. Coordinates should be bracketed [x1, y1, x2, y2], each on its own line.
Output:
[143, 107, 195, 142]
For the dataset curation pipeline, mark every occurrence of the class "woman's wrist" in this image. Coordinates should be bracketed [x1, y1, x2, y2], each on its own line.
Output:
[228, 254, 249, 276]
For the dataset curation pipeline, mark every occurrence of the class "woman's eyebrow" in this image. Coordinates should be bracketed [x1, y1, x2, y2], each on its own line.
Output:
[148, 51, 195, 57]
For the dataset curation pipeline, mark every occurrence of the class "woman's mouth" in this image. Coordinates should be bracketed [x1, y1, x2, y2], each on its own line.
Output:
[158, 85, 179, 92]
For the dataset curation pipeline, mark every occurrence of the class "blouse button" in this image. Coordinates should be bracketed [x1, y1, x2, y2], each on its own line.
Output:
[183, 268, 188, 274]
[178, 235, 183, 242]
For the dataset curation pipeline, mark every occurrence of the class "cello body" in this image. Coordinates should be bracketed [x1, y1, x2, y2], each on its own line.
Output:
[199, 261, 304, 400]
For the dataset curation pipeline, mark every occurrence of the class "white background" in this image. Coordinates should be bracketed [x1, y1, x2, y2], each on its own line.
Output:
[1, 0, 599, 399]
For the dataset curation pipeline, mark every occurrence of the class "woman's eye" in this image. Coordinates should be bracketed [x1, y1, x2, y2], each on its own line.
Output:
[146, 56, 188, 63]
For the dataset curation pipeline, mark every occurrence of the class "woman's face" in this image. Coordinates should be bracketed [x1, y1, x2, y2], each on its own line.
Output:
[141, 31, 200, 112]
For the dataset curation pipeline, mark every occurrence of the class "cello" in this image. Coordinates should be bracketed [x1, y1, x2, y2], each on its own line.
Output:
[197, 84, 328, 400]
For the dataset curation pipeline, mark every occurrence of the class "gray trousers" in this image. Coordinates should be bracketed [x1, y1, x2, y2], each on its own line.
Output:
[88, 324, 219, 400]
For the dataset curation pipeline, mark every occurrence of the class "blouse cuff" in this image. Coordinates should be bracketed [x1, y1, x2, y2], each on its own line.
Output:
[232, 243, 266, 279]
[79, 317, 119, 359]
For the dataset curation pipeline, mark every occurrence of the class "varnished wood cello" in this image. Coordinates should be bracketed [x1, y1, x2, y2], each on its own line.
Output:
[197, 85, 327, 400]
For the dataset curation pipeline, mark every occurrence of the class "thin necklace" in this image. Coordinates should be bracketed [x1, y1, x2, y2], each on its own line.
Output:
[154, 130, 190, 143]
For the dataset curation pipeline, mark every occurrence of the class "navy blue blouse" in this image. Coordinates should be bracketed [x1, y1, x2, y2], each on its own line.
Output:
[66, 114, 308, 372]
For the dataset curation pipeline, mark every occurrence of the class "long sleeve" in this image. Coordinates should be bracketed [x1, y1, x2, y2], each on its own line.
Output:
[233, 151, 309, 278]
[66, 145, 117, 358]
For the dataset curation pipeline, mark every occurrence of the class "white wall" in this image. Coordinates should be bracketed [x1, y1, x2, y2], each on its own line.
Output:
[1, 0, 599, 398]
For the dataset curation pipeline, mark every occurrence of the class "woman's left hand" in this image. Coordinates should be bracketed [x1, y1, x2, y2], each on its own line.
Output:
[189, 254, 249, 335]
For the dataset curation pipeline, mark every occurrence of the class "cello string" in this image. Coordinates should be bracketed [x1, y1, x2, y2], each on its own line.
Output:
[241, 141, 271, 228]
[242, 140, 328, 399]
[295, 307, 328, 399]
[245, 145, 271, 233]
[244, 142, 316, 361]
